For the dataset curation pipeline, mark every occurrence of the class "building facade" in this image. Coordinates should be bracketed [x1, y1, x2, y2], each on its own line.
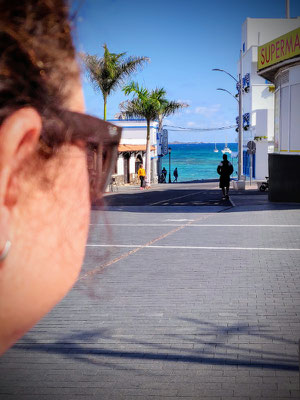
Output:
[239, 17, 300, 180]
[257, 26, 300, 202]
[108, 119, 159, 185]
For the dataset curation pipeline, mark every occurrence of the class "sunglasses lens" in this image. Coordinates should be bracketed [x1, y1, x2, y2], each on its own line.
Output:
[87, 143, 118, 203]
[47, 110, 121, 204]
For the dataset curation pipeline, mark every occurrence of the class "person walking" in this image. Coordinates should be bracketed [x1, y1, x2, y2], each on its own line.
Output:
[217, 154, 233, 200]
[173, 168, 178, 182]
[161, 167, 167, 183]
[138, 164, 146, 190]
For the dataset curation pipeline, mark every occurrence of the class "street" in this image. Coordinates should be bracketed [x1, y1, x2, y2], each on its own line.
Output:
[1, 182, 300, 399]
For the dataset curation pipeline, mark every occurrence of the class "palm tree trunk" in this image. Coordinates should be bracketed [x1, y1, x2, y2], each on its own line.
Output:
[158, 114, 163, 132]
[157, 114, 163, 178]
[145, 119, 151, 187]
[103, 94, 107, 121]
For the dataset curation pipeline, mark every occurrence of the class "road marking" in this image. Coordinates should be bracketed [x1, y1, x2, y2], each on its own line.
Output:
[81, 216, 300, 281]
[165, 219, 195, 222]
[188, 224, 300, 227]
[229, 197, 236, 207]
[79, 214, 211, 280]
[90, 223, 300, 227]
[90, 223, 189, 226]
[149, 191, 200, 205]
[86, 244, 300, 251]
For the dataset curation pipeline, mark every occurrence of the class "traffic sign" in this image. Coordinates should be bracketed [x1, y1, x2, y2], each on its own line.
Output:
[161, 129, 168, 155]
[247, 140, 256, 154]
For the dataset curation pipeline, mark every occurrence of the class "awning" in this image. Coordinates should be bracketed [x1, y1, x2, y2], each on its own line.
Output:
[118, 144, 155, 152]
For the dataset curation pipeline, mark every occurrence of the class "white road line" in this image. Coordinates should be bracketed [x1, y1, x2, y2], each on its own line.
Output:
[86, 244, 300, 251]
[187, 224, 300, 227]
[79, 214, 212, 280]
[90, 223, 187, 226]
[89, 223, 300, 227]
[229, 197, 236, 207]
[165, 219, 195, 222]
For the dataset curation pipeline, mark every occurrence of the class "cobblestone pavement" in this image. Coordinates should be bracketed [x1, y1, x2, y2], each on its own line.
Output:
[1, 183, 300, 399]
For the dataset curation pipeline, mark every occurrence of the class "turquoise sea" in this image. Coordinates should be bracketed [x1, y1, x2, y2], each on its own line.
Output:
[161, 143, 238, 182]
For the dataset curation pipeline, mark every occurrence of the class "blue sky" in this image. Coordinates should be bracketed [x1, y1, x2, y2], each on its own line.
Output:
[72, 0, 300, 143]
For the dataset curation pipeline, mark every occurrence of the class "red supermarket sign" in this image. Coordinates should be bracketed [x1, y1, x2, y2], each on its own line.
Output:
[258, 27, 300, 70]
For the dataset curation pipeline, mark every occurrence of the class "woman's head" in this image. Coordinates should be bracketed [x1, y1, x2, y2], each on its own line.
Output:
[0, 0, 82, 120]
[0, 0, 120, 355]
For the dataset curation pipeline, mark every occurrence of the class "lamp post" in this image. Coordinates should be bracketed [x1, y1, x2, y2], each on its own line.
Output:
[168, 147, 172, 183]
[217, 88, 238, 103]
[212, 65, 243, 181]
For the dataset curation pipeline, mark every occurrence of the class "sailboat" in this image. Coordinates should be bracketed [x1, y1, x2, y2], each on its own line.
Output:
[221, 138, 231, 154]
[213, 142, 219, 153]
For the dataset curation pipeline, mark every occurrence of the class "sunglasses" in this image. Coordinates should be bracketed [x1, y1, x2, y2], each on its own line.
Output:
[40, 110, 122, 202]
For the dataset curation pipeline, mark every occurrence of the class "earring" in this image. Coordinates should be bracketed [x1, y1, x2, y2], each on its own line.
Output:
[0, 240, 11, 261]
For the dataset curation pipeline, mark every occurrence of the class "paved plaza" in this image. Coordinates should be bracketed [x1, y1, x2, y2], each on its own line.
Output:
[1, 182, 300, 399]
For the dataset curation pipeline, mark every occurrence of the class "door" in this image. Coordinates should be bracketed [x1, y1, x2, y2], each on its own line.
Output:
[123, 153, 130, 183]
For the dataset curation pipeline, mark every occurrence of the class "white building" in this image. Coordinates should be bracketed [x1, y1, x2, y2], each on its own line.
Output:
[257, 26, 300, 202]
[239, 17, 300, 180]
[108, 119, 159, 185]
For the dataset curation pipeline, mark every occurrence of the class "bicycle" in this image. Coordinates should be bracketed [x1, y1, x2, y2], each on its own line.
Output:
[259, 176, 269, 192]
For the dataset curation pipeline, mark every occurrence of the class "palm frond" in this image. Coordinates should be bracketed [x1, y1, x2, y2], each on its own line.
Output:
[160, 101, 189, 117]
[121, 84, 166, 122]
[82, 45, 149, 100]
[80, 53, 103, 93]
[123, 81, 149, 100]
[152, 87, 167, 99]
[119, 56, 150, 77]
[119, 99, 146, 120]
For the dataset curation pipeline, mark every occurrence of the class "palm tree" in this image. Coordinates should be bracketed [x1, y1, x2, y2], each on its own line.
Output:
[81, 44, 149, 120]
[157, 100, 189, 132]
[156, 100, 188, 178]
[120, 82, 187, 186]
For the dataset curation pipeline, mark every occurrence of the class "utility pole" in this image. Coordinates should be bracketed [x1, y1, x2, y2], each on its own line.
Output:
[238, 49, 244, 181]
[212, 63, 244, 182]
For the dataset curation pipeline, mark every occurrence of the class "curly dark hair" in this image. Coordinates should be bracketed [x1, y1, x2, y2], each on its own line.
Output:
[0, 0, 78, 128]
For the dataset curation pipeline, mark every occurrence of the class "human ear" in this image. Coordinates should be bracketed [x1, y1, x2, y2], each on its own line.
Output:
[0, 108, 41, 249]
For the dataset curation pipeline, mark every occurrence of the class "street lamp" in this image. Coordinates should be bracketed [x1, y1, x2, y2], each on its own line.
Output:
[168, 147, 172, 183]
[217, 88, 238, 102]
[212, 68, 238, 83]
[212, 64, 243, 181]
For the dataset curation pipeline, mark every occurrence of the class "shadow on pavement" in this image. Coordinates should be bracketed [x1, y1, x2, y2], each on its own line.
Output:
[13, 320, 299, 372]
[100, 189, 233, 208]
[95, 188, 300, 213]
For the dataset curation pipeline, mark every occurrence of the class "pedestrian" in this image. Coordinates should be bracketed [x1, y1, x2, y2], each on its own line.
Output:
[173, 167, 178, 182]
[138, 164, 146, 189]
[161, 167, 167, 183]
[0, 0, 121, 355]
[217, 154, 234, 200]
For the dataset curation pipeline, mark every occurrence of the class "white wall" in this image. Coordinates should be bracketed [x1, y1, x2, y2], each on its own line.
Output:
[255, 140, 269, 180]
[111, 120, 158, 144]
[242, 18, 300, 51]
[111, 119, 159, 183]
[276, 64, 300, 154]
[111, 119, 158, 155]
[120, 138, 145, 145]
[129, 154, 136, 175]
[238, 17, 300, 178]
[117, 156, 124, 176]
